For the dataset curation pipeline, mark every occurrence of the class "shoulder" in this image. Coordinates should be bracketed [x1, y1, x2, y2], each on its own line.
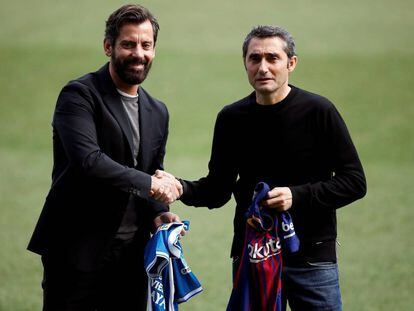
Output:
[139, 87, 169, 116]
[294, 86, 333, 107]
[218, 92, 254, 119]
[292, 86, 338, 114]
[292, 86, 348, 131]
[59, 64, 118, 102]
[58, 69, 101, 103]
[55, 66, 109, 113]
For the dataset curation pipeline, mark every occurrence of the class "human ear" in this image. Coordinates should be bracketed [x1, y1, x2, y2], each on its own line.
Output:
[287, 56, 298, 72]
[103, 39, 112, 57]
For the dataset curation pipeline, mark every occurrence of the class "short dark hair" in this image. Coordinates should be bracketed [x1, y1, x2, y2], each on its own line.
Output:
[105, 4, 160, 46]
[242, 25, 296, 59]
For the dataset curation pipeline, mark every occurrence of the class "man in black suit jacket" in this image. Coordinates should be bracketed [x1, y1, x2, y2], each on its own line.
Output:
[28, 4, 182, 310]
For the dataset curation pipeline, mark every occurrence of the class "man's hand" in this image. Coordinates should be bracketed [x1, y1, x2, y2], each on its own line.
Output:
[153, 212, 186, 236]
[154, 170, 182, 192]
[262, 187, 293, 211]
[150, 170, 183, 204]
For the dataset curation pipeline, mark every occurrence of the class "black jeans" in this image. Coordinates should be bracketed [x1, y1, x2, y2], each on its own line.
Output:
[41, 237, 147, 311]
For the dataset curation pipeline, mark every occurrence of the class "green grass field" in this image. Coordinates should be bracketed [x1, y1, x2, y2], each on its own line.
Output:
[1, 0, 413, 310]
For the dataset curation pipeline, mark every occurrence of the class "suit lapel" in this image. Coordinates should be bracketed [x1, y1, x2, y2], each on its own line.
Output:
[137, 87, 153, 170]
[98, 64, 135, 163]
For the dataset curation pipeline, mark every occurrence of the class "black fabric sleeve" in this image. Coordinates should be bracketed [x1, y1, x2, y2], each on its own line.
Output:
[290, 103, 366, 210]
[53, 82, 152, 198]
[180, 109, 238, 208]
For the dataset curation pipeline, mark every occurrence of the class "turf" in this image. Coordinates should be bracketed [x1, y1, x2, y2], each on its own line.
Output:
[0, 0, 413, 310]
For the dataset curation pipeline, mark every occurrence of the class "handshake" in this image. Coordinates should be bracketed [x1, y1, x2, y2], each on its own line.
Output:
[150, 170, 183, 204]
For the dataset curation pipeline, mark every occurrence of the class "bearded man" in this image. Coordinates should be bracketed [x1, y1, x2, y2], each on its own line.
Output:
[28, 4, 182, 310]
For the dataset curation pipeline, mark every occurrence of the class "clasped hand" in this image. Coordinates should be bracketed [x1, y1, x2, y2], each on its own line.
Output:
[150, 170, 182, 204]
[261, 187, 293, 211]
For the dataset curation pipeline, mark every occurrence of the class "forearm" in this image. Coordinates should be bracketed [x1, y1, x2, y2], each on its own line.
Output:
[82, 149, 152, 197]
[179, 174, 234, 209]
[147, 198, 169, 219]
[290, 158, 366, 210]
[54, 84, 152, 198]
[289, 101, 367, 210]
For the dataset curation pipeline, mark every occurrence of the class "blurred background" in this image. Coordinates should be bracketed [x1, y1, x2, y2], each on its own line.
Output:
[0, 0, 413, 310]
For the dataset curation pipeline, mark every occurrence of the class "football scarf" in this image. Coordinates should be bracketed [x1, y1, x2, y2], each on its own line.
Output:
[144, 221, 203, 311]
[227, 182, 300, 311]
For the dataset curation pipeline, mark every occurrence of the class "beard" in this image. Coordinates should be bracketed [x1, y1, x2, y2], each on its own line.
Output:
[111, 53, 153, 85]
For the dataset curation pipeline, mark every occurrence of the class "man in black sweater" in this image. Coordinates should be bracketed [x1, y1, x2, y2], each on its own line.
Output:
[159, 25, 366, 310]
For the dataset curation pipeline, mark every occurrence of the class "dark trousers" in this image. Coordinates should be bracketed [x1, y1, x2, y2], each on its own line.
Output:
[41, 237, 147, 311]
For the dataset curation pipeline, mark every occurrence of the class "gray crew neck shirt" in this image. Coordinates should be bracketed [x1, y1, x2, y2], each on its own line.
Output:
[118, 90, 140, 167]
[117, 89, 141, 238]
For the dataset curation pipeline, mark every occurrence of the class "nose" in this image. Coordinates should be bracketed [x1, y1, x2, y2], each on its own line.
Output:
[258, 59, 269, 74]
[132, 44, 145, 58]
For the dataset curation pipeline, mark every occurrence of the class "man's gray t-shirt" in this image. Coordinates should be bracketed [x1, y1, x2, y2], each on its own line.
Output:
[116, 89, 141, 238]
[119, 90, 140, 167]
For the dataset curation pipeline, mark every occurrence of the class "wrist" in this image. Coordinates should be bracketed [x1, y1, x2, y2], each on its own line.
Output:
[150, 176, 160, 193]
[177, 178, 186, 200]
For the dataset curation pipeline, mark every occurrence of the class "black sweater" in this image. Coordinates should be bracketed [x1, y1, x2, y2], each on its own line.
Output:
[180, 86, 366, 265]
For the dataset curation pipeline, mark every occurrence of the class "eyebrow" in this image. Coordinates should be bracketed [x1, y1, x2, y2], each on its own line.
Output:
[248, 52, 280, 58]
[120, 37, 153, 43]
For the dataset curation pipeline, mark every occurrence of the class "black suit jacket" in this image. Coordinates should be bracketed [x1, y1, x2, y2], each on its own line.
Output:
[28, 63, 169, 270]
